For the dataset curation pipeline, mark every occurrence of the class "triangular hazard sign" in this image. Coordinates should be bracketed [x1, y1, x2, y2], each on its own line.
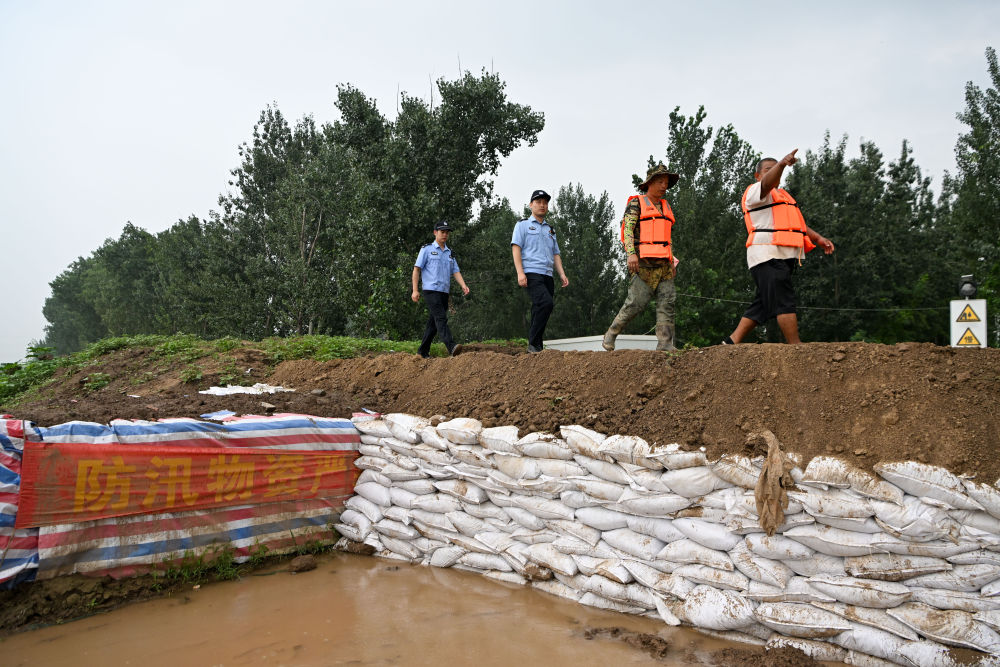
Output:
[957, 304, 981, 322]
[957, 328, 981, 346]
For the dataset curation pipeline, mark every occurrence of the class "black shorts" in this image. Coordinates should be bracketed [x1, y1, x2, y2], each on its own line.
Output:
[743, 258, 798, 324]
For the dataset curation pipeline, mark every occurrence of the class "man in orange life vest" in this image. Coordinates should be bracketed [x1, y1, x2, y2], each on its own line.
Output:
[602, 163, 680, 352]
[722, 150, 834, 344]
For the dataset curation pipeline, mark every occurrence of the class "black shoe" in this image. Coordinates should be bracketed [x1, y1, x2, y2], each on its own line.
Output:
[450, 344, 463, 357]
[721, 336, 734, 345]
[419, 352, 430, 359]
[527, 344, 542, 353]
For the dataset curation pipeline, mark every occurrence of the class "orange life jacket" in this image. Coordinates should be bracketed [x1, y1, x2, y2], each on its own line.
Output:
[620, 195, 674, 260]
[741, 185, 815, 252]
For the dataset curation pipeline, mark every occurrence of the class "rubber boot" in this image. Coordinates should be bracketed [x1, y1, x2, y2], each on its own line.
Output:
[655, 324, 677, 352]
[602, 318, 627, 351]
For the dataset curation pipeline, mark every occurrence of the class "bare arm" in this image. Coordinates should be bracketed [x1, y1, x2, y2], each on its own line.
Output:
[411, 267, 421, 302]
[553, 255, 569, 288]
[760, 148, 798, 199]
[512, 245, 527, 287]
[805, 226, 835, 254]
[453, 271, 470, 295]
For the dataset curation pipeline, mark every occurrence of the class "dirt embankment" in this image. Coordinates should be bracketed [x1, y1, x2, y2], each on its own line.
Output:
[7, 341, 999, 480]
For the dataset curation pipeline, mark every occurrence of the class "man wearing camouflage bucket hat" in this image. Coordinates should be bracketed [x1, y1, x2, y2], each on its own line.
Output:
[602, 162, 680, 352]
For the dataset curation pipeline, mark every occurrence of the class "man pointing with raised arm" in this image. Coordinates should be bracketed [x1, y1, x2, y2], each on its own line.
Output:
[722, 149, 834, 345]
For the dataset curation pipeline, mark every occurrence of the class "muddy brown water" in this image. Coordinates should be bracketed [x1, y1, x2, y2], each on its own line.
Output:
[0, 552, 838, 666]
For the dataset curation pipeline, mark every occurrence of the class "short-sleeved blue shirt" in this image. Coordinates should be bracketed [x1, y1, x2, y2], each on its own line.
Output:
[511, 216, 560, 276]
[414, 242, 460, 293]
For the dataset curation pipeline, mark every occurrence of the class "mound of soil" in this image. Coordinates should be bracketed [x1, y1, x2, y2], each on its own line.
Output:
[6, 342, 1000, 480]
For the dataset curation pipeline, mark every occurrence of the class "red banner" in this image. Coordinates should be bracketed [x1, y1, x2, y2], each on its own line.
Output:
[16, 441, 360, 528]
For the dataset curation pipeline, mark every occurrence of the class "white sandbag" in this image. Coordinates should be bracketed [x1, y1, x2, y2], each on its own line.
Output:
[558, 490, 601, 509]
[625, 515, 686, 543]
[888, 602, 1000, 653]
[484, 570, 528, 586]
[871, 497, 960, 542]
[355, 481, 392, 507]
[435, 418, 482, 445]
[602, 528, 665, 561]
[673, 517, 742, 551]
[897, 640, 968, 667]
[578, 592, 645, 614]
[582, 573, 632, 603]
[380, 535, 423, 560]
[412, 537, 446, 554]
[357, 467, 392, 486]
[807, 575, 912, 608]
[755, 602, 851, 638]
[357, 443, 388, 458]
[417, 425, 450, 451]
[672, 564, 748, 591]
[906, 564, 1000, 592]
[789, 488, 875, 519]
[575, 506, 630, 531]
[560, 425, 606, 458]
[395, 478, 437, 495]
[547, 519, 602, 546]
[623, 583, 658, 609]
[410, 493, 463, 514]
[832, 623, 908, 663]
[909, 587, 1000, 613]
[621, 561, 679, 595]
[983, 579, 1000, 597]
[801, 456, 906, 505]
[746, 577, 836, 603]
[681, 584, 757, 631]
[783, 553, 847, 577]
[492, 453, 541, 481]
[570, 554, 603, 575]
[485, 490, 516, 508]
[515, 432, 573, 460]
[532, 579, 580, 601]
[573, 454, 633, 485]
[447, 443, 493, 468]
[345, 495, 384, 523]
[871, 535, 982, 558]
[433, 479, 489, 504]
[784, 524, 888, 557]
[409, 509, 455, 533]
[963, 480, 1000, 520]
[628, 468, 673, 493]
[487, 469, 528, 494]
[745, 533, 816, 560]
[974, 609, 1000, 632]
[661, 466, 732, 498]
[382, 506, 412, 525]
[729, 541, 794, 588]
[570, 476, 626, 503]
[874, 462, 984, 511]
[649, 443, 708, 470]
[844, 554, 952, 582]
[524, 543, 578, 577]
[382, 463, 427, 482]
[333, 523, 365, 542]
[461, 501, 508, 522]
[814, 515, 884, 533]
[430, 545, 466, 567]
[353, 455, 389, 472]
[597, 434, 653, 466]
[533, 459, 585, 478]
[352, 418, 393, 438]
[717, 489, 804, 517]
[484, 517, 516, 533]
[811, 601, 919, 640]
[613, 489, 690, 516]
[950, 509, 1000, 536]
[658, 539, 734, 571]
[459, 551, 512, 572]
[383, 413, 428, 444]
[375, 518, 420, 540]
[446, 511, 487, 536]
[765, 637, 848, 663]
[449, 532, 496, 554]
[725, 511, 815, 536]
[359, 434, 382, 446]
[479, 425, 520, 453]
[411, 444, 456, 467]
[511, 495, 575, 521]
[553, 536, 594, 556]
[503, 506, 547, 530]
[712, 454, 761, 489]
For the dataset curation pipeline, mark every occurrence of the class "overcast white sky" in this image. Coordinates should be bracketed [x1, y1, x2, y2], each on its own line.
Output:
[1, 1, 997, 362]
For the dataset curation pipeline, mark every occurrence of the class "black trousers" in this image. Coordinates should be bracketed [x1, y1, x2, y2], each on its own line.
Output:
[418, 290, 455, 356]
[525, 273, 555, 349]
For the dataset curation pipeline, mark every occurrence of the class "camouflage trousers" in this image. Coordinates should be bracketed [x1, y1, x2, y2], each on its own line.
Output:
[605, 273, 676, 351]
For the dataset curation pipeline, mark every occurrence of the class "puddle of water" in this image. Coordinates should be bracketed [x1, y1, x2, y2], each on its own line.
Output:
[3, 553, 774, 666]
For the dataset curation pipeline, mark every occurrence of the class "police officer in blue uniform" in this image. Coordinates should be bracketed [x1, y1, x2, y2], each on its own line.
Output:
[511, 190, 570, 353]
[412, 221, 470, 358]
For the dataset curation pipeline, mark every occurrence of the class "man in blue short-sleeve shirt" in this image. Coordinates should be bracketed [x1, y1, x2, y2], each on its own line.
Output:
[412, 221, 470, 358]
[511, 189, 569, 352]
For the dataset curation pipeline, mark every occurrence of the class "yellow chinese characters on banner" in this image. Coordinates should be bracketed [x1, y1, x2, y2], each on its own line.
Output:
[18, 442, 359, 528]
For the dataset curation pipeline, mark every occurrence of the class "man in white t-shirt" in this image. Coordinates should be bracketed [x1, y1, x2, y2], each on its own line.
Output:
[722, 149, 834, 344]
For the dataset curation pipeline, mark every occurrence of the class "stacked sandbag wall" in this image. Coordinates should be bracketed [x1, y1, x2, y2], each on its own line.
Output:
[339, 413, 1000, 667]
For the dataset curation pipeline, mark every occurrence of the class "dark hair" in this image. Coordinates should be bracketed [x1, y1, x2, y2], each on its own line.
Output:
[755, 157, 777, 175]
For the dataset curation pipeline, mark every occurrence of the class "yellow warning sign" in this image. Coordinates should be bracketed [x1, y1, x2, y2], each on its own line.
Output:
[957, 328, 982, 346]
[957, 304, 981, 322]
